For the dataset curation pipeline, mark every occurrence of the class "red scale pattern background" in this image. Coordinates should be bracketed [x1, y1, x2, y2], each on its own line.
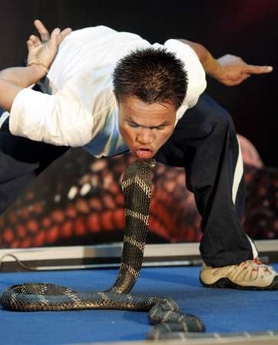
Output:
[0, 136, 277, 249]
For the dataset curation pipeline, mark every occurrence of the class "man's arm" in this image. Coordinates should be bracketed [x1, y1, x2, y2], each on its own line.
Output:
[0, 65, 46, 111]
[178, 39, 273, 86]
[0, 20, 71, 111]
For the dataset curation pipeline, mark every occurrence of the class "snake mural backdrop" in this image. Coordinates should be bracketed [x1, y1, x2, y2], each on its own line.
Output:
[0, 149, 202, 249]
[0, 134, 278, 249]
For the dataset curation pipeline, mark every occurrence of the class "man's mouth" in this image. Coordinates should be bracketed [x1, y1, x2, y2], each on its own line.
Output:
[135, 148, 153, 159]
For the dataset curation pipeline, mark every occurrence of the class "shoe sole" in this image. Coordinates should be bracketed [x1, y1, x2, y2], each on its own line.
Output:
[200, 275, 278, 291]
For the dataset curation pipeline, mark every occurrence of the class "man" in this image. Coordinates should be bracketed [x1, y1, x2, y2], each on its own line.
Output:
[0, 20, 277, 290]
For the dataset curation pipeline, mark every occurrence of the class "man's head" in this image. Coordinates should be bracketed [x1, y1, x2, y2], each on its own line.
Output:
[113, 47, 188, 159]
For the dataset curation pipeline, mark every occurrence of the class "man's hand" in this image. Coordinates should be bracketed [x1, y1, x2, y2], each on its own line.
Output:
[27, 19, 72, 72]
[0, 20, 72, 111]
[213, 54, 273, 86]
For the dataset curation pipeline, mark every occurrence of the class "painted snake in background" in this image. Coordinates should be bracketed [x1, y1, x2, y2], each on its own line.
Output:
[0, 149, 203, 248]
[1, 142, 276, 249]
[0, 158, 205, 340]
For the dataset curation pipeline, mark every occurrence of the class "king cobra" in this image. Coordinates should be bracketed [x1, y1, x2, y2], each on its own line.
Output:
[0, 159, 205, 339]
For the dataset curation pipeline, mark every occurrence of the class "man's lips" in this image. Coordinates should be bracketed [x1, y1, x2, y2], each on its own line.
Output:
[135, 148, 153, 159]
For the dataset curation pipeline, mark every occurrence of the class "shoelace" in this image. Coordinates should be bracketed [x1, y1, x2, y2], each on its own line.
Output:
[247, 258, 274, 273]
[212, 259, 274, 282]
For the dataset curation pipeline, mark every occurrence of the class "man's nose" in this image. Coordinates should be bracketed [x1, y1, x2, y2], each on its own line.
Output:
[137, 128, 154, 145]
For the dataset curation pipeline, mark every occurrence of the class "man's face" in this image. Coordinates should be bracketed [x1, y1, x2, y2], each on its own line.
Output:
[118, 96, 176, 159]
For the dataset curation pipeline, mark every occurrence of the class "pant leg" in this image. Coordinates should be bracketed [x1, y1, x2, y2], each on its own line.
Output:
[155, 93, 257, 267]
[0, 115, 69, 215]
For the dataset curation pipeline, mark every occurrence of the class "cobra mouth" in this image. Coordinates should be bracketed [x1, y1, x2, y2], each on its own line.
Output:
[135, 148, 153, 159]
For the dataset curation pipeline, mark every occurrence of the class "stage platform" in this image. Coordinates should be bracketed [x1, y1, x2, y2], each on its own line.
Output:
[0, 241, 277, 345]
[0, 240, 277, 272]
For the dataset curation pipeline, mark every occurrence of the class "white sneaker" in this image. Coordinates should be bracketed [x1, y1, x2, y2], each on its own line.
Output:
[200, 258, 278, 290]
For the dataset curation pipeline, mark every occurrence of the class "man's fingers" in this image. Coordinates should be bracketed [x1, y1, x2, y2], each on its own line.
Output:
[59, 28, 72, 42]
[48, 27, 72, 53]
[26, 34, 42, 51]
[26, 39, 34, 50]
[34, 19, 50, 42]
[28, 34, 41, 45]
[245, 65, 273, 75]
[50, 27, 72, 46]
[33, 19, 72, 46]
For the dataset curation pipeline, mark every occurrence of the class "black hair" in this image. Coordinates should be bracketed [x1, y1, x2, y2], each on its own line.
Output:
[113, 47, 188, 109]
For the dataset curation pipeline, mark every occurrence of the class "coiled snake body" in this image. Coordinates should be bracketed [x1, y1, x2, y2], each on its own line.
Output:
[0, 159, 205, 339]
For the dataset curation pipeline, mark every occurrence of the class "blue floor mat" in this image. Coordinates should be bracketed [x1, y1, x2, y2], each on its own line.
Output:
[0, 264, 277, 344]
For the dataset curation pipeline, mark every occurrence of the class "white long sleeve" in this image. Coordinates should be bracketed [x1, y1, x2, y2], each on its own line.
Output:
[9, 25, 207, 157]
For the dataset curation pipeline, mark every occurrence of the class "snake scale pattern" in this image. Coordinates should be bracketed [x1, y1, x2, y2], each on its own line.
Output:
[0, 159, 205, 339]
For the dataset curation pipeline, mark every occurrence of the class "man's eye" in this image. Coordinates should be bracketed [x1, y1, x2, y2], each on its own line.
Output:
[152, 125, 165, 130]
[128, 122, 139, 128]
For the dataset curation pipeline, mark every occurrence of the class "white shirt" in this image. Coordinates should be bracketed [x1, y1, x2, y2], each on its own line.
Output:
[9, 26, 206, 158]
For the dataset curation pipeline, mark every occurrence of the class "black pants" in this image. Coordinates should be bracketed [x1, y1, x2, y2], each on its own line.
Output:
[0, 94, 256, 266]
[0, 110, 69, 215]
[156, 93, 257, 266]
